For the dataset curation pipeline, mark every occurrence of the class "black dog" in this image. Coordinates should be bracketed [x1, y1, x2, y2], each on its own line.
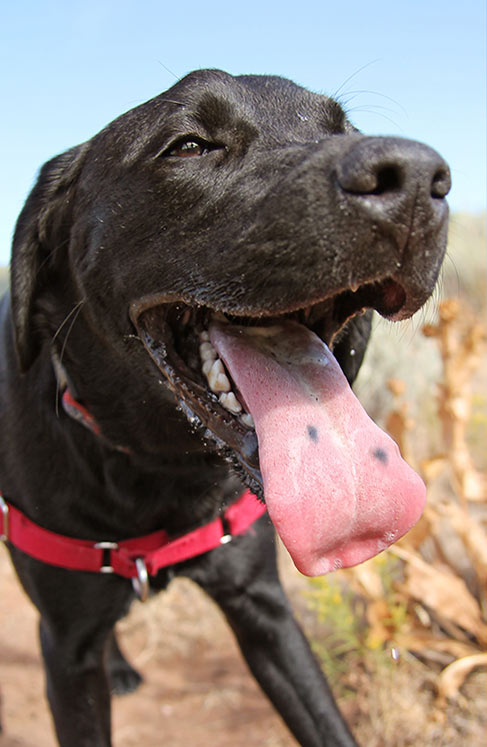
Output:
[0, 69, 449, 746]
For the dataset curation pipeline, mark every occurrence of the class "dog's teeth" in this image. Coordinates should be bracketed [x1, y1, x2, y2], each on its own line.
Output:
[199, 341, 217, 362]
[207, 359, 231, 393]
[214, 373, 231, 393]
[219, 392, 242, 414]
[209, 358, 224, 375]
[212, 311, 228, 323]
[202, 359, 214, 377]
[199, 331, 210, 342]
[240, 412, 255, 428]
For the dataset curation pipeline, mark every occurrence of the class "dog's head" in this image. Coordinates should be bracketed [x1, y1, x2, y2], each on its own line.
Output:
[10, 69, 450, 574]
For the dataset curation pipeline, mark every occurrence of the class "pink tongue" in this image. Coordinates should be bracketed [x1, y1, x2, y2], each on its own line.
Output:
[209, 320, 425, 576]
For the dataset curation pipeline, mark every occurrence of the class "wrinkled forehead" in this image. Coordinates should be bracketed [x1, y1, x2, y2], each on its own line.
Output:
[96, 68, 350, 153]
[169, 69, 348, 134]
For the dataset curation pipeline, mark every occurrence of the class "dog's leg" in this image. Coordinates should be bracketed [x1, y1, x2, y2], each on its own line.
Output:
[40, 618, 113, 746]
[212, 582, 358, 747]
[10, 553, 135, 747]
[187, 517, 358, 747]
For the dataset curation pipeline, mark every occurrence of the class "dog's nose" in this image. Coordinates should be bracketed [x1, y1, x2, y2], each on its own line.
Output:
[336, 137, 451, 202]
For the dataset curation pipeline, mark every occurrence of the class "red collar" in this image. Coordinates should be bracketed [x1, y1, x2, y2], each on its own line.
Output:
[0, 489, 266, 600]
[62, 388, 131, 453]
[1, 375, 267, 600]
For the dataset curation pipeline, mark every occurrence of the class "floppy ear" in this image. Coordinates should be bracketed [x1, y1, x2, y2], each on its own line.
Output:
[10, 144, 87, 371]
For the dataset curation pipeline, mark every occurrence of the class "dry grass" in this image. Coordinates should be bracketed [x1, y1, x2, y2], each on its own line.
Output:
[305, 212, 487, 744]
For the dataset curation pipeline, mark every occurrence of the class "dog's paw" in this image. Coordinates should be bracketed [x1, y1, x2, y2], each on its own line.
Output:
[109, 662, 143, 696]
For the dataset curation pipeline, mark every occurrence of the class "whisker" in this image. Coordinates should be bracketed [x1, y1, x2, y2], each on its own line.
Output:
[344, 107, 403, 131]
[337, 89, 408, 117]
[52, 300, 86, 415]
[52, 299, 86, 343]
[157, 60, 180, 81]
[332, 59, 381, 99]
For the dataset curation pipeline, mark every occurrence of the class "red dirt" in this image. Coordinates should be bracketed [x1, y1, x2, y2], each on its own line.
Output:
[0, 545, 297, 746]
[3, 542, 485, 747]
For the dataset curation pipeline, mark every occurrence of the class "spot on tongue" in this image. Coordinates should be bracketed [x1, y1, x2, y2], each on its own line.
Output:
[373, 447, 388, 464]
[307, 425, 319, 443]
[209, 320, 426, 576]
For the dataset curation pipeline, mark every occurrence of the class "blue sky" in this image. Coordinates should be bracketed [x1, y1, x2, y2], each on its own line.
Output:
[1, 0, 485, 265]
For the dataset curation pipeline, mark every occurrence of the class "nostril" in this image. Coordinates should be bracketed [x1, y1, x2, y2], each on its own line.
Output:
[369, 164, 403, 195]
[431, 165, 451, 199]
[337, 158, 404, 197]
[336, 137, 451, 204]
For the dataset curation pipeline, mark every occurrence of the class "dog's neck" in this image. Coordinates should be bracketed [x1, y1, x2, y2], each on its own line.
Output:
[52, 348, 131, 453]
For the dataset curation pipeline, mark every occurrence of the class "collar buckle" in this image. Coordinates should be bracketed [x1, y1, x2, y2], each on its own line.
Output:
[94, 541, 119, 573]
[0, 495, 9, 542]
[132, 558, 150, 602]
[220, 514, 232, 544]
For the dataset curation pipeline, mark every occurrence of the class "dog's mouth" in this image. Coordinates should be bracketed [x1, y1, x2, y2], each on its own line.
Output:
[130, 278, 405, 483]
[131, 298, 264, 490]
[130, 276, 425, 577]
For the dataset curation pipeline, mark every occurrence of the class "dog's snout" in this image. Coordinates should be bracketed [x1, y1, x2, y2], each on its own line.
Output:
[336, 137, 451, 201]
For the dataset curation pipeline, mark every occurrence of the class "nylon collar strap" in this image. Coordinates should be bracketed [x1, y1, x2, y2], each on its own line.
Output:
[0, 489, 266, 600]
[0, 360, 267, 599]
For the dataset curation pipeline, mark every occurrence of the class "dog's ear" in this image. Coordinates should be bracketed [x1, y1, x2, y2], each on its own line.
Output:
[10, 144, 87, 371]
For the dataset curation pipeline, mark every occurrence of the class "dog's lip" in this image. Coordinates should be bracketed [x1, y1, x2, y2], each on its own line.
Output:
[334, 277, 407, 322]
[128, 275, 408, 329]
[129, 291, 323, 324]
[130, 300, 264, 496]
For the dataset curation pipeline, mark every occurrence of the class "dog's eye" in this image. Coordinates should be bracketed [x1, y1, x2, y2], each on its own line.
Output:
[166, 139, 210, 158]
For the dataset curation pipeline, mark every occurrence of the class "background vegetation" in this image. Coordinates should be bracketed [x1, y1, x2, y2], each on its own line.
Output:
[0, 265, 7, 295]
[308, 211, 487, 745]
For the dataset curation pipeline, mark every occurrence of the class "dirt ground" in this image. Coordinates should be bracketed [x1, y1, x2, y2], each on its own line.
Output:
[0, 545, 306, 747]
[2, 543, 486, 747]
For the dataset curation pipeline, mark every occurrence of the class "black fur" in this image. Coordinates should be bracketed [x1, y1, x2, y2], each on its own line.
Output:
[0, 69, 449, 746]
